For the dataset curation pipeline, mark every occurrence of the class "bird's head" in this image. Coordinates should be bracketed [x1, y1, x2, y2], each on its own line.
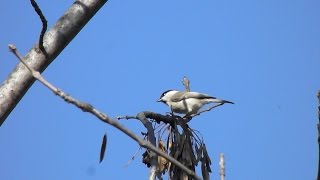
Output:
[157, 90, 178, 104]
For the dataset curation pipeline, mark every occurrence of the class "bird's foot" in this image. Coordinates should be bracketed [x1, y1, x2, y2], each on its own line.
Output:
[182, 115, 193, 122]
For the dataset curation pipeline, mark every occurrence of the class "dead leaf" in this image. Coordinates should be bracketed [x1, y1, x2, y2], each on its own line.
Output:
[99, 133, 107, 163]
[157, 140, 168, 175]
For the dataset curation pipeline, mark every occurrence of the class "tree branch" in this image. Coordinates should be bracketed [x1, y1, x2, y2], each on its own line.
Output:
[136, 112, 158, 180]
[117, 112, 181, 126]
[8, 44, 202, 180]
[0, 0, 108, 126]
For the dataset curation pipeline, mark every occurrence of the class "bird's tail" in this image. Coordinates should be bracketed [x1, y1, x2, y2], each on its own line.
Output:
[221, 99, 234, 104]
[209, 98, 234, 104]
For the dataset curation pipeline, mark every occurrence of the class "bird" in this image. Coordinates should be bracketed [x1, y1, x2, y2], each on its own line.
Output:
[157, 90, 234, 117]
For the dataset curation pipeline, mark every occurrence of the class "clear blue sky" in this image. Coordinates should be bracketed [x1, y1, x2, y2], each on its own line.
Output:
[1, 0, 319, 179]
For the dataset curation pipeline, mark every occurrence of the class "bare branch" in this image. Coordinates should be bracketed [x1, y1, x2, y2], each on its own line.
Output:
[118, 112, 181, 126]
[117, 116, 137, 120]
[0, 0, 108, 126]
[8, 44, 202, 180]
[136, 112, 157, 180]
[124, 147, 142, 168]
[30, 0, 47, 54]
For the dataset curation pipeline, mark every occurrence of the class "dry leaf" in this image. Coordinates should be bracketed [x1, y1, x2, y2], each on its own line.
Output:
[99, 134, 107, 163]
[157, 140, 168, 174]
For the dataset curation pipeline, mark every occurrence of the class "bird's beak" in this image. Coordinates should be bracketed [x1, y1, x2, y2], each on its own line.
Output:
[157, 99, 162, 102]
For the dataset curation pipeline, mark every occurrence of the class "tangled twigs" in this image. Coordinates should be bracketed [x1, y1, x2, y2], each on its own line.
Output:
[119, 111, 213, 180]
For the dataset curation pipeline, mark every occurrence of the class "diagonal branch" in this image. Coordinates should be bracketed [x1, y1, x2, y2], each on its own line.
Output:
[30, 0, 47, 54]
[0, 0, 108, 126]
[8, 44, 202, 180]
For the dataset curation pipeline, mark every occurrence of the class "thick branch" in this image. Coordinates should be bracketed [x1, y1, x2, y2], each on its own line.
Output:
[8, 45, 202, 180]
[0, 0, 108, 126]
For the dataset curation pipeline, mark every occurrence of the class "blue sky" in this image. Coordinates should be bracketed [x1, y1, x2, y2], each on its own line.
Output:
[1, 0, 319, 179]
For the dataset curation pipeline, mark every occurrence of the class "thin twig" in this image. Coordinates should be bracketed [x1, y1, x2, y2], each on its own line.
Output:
[8, 44, 202, 180]
[189, 128, 204, 145]
[117, 115, 137, 120]
[30, 0, 47, 54]
[191, 103, 224, 118]
[157, 124, 169, 139]
[124, 147, 142, 168]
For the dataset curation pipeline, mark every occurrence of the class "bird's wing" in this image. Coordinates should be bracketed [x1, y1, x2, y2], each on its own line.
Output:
[171, 91, 215, 102]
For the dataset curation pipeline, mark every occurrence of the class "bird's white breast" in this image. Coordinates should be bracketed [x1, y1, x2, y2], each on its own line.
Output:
[169, 98, 203, 115]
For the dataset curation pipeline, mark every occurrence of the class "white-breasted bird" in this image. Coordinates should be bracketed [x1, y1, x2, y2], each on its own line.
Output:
[157, 90, 234, 116]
